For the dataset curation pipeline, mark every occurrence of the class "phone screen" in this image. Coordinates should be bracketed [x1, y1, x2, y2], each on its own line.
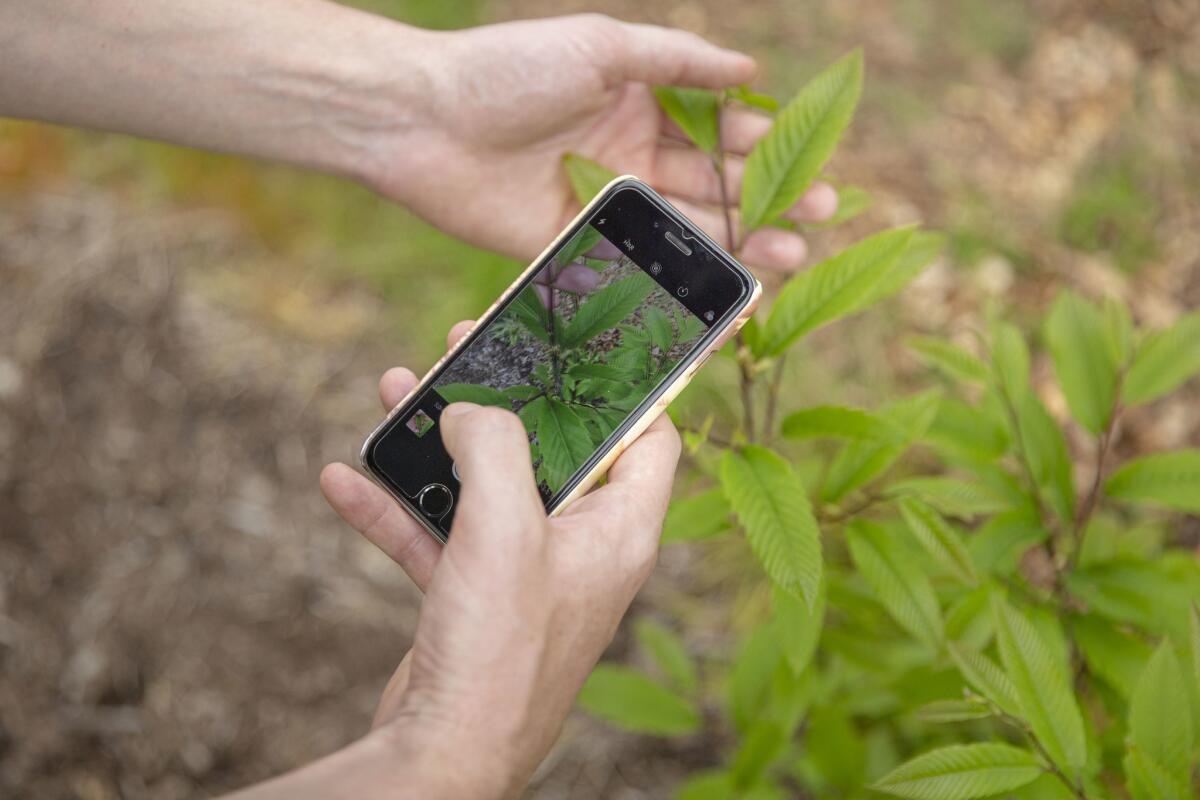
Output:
[424, 222, 710, 499]
[365, 182, 753, 537]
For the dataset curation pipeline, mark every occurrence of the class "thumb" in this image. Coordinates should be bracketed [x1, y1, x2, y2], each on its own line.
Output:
[437, 402, 545, 537]
[605, 21, 757, 88]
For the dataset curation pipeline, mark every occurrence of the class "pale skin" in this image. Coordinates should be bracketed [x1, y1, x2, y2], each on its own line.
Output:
[2, 2, 838, 796]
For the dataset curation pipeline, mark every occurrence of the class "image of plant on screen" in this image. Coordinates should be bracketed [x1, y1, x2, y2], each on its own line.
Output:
[433, 225, 706, 496]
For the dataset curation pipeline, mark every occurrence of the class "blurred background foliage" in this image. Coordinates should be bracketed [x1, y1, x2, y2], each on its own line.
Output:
[2, 0, 1198, 798]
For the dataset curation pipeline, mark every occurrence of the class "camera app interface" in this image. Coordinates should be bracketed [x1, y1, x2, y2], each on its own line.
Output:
[417, 223, 710, 500]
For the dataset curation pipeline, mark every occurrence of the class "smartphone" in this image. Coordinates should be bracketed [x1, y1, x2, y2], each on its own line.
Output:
[360, 177, 761, 542]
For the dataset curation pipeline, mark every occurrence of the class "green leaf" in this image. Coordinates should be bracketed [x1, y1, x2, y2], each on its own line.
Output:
[898, 498, 979, 585]
[561, 272, 656, 348]
[562, 153, 617, 205]
[947, 642, 1022, 718]
[945, 584, 997, 651]
[846, 520, 943, 648]
[720, 446, 823, 607]
[1044, 290, 1117, 434]
[644, 306, 674, 352]
[907, 336, 990, 384]
[635, 619, 698, 695]
[763, 226, 915, 355]
[991, 321, 1031, 402]
[781, 405, 900, 441]
[871, 743, 1044, 800]
[818, 184, 872, 227]
[1065, 561, 1195, 639]
[966, 509, 1047, 577]
[728, 83, 779, 113]
[726, 624, 783, 733]
[577, 665, 701, 735]
[674, 770, 735, 800]
[662, 488, 732, 543]
[434, 383, 510, 407]
[740, 49, 863, 232]
[1124, 745, 1191, 800]
[536, 398, 595, 491]
[1123, 310, 1200, 405]
[924, 397, 1010, 461]
[1104, 449, 1200, 512]
[508, 284, 551, 343]
[888, 477, 1011, 518]
[654, 87, 720, 154]
[555, 224, 604, 267]
[821, 389, 940, 503]
[1072, 615, 1152, 700]
[730, 721, 787, 789]
[1103, 296, 1134, 367]
[773, 582, 824, 675]
[1127, 640, 1194, 788]
[1013, 390, 1075, 523]
[913, 698, 992, 723]
[858, 230, 944, 308]
[991, 597, 1088, 777]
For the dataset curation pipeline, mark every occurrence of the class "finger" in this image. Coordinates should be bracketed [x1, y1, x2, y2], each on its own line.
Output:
[567, 414, 681, 538]
[662, 107, 772, 155]
[446, 319, 475, 350]
[437, 403, 544, 538]
[320, 463, 441, 591]
[670, 196, 808, 272]
[789, 181, 839, 223]
[379, 367, 418, 412]
[607, 21, 756, 89]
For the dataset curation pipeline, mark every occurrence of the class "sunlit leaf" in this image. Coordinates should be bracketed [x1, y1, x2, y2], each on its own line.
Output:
[888, 477, 1011, 518]
[818, 184, 872, 227]
[654, 87, 720, 154]
[740, 49, 863, 232]
[434, 383, 510, 406]
[914, 698, 993, 724]
[990, 321, 1030, 402]
[947, 642, 1021, 718]
[728, 83, 779, 113]
[561, 272, 656, 348]
[563, 152, 618, 205]
[1124, 745, 1191, 800]
[674, 770, 735, 800]
[872, 743, 1044, 800]
[992, 597, 1087, 777]
[1044, 290, 1118, 434]
[1104, 449, 1200, 513]
[730, 721, 787, 789]
[662, 488, 732, 543]
[858, 230, 944, 308]
[578, 664, 701, 735]
[773, 582, 824, 675]
[1072, 615, 1151, 700]
[636, 618, 698, 695]
[1123, 310, 1200, 405]
[898, 498, 979, 585]
[907, 336, 990, 384]
[781, 405, 900, 441]
[763, 226, 915, 355]
[846, 520, 943, 648]
[721, 446, 822, 607]
[1127, 640, 1194, 789]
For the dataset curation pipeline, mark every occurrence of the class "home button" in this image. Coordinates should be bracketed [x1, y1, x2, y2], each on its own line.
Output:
[417, 483, 453, 517]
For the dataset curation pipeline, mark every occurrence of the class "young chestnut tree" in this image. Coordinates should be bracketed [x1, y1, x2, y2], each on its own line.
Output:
[567, 50, 1200, 800]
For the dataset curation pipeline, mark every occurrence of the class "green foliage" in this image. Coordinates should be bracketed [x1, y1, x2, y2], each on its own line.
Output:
[740, 49, 863, 232]
[654, 87, 721, 154]
[872, 743, 1044, 799]
[574, 52, 1200, 800]
[577, 664, 700, 735]
[721, 446, 822, 607]
[562, 152, 617, 203]
[1123, 311, 1200, 404]
[636, 619, 699, 695]
[1105, 450, 1200, 512]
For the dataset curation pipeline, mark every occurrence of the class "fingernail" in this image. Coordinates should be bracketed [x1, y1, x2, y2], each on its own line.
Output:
[441, 402, 479, 418]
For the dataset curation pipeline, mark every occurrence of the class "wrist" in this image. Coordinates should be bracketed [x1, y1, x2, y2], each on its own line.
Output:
[375, 707, 522, 800]
[292, 11, 443, 186]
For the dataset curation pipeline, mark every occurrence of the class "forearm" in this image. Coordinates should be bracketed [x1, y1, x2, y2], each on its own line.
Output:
[223, 723, 515, 800]
[0, 0, 434, 182]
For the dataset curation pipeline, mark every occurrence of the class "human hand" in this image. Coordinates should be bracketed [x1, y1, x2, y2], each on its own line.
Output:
[365, 15, 837, 272]
[319, 321, 681, 797]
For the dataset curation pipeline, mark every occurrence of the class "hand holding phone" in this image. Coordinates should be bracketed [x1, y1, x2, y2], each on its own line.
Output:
[360, 178, 761, 541]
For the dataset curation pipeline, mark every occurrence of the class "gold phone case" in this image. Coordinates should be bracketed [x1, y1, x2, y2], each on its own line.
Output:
[360, 176, 761, 535]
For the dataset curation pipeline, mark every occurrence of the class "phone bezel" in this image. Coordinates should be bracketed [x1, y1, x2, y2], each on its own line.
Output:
[360, 177, 757, 542]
